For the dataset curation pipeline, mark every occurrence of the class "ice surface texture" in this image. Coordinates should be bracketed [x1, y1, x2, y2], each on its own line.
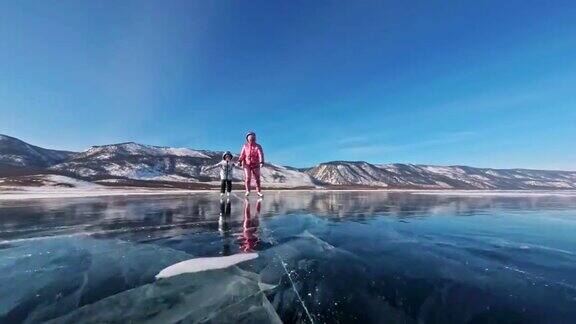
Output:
[0, 237, 191, 323]
[50, 267, 281, 324]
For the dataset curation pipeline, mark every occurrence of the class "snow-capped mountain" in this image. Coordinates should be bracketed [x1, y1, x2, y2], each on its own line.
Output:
[49, 142, 316, 187]
[0, 134, 75, 170]
[0, 135, 574, 190]
[306, 161, 576, 189]
[306, 161, 390, 187]
[74, 142, 211, 160]
[51, 142, 213, 181]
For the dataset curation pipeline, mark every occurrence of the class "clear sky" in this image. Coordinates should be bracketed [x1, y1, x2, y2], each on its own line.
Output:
[1, 1, 575, 169]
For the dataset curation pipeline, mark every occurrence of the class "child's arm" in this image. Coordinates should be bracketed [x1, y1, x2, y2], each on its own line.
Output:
[204, 161, 222, 172]
[237, 146, 246, 167]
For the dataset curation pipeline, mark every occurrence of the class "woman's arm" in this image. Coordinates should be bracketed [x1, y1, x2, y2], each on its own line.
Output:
[258, 145, 264, 166]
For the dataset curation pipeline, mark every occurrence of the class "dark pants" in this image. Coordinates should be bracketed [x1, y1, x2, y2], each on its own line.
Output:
[220, 199, 231, 216]
[220, 180, 232, 193]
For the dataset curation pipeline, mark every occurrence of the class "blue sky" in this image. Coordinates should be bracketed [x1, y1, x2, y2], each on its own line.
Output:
[1, 1, 575, 169]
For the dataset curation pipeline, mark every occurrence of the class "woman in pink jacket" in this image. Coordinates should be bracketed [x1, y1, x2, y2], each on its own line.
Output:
[238, 131, 264, 197]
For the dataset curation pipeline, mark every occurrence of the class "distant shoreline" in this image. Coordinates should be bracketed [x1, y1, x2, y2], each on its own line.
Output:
[2, 187, 576, 201]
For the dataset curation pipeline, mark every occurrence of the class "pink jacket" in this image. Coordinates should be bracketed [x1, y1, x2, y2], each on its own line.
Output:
[239, 141, 264, 167]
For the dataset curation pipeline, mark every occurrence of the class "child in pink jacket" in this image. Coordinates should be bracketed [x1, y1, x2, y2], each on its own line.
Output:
[238, 131, 264, 197]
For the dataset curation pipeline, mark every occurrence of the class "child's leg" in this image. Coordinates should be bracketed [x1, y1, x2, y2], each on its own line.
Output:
[244, 167, 252, 192]
[253, 167, 261, 192]
[220, 180, 226, 194]
[225, 200, 231, 215]
[226, 180, 232, 193]
[220, 200, 226, 214]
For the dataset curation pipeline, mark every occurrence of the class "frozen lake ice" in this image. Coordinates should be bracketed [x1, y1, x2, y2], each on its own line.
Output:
[1, 191, 576, 323]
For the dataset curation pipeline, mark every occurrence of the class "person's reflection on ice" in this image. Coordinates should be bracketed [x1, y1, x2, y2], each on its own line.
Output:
[241, 198, 261, 252]
[219, 199, 232, 256]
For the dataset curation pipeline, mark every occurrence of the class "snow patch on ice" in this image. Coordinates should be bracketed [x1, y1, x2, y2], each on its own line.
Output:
[156, 253, 259, 279]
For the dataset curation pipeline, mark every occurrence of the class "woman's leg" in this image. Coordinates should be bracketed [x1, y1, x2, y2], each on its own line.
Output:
[220, 180, 226, 194]
[242, 199, 260, 252]
[252, 167, 261, 192]
[226, 180, 232, 193]
[244, 167, 252, 192]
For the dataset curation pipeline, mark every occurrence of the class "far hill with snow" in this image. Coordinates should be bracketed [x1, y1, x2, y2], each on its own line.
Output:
[0, 134, 574, 190]
[0, 135, 75, 171]
[306, 161, 576, 190]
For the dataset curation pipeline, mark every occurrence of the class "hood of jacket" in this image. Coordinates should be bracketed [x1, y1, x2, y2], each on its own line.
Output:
[245, 131, 257, 143]
[222, 151, 233, 160]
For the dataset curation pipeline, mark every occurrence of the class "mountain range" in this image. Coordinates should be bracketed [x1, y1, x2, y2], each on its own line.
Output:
[1, 134, 575, 190]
